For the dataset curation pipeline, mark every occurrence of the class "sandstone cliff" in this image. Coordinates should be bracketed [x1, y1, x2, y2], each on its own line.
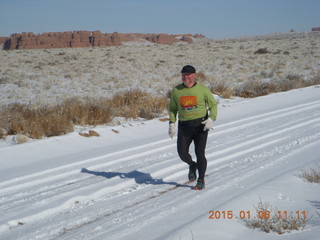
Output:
[2, 31, 204, 50]
[0, 37, 8, 46]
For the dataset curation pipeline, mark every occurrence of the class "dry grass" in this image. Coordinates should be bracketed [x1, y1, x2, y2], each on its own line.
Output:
[1, 103, 74, 139]
[245, 200, 308, 234]
[233, 73, 320, 98]
[111, 90, 168, 119]
[205, 73, 320, 99]
[210, 79, 234, 98]
[234, 80, 278, 98]
[0, 90, 168, 139]
[60, 97, 112, 126]
[301, 166, 320, 183]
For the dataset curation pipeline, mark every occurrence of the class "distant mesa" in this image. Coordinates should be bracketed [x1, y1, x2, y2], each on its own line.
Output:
[0, 31, 205, 50]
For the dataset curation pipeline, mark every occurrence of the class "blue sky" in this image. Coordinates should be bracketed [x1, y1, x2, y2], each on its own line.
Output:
[0, 0, 319, 39]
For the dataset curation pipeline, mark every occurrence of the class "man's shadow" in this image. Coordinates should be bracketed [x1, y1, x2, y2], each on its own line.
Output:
[81, 168, 191, 188]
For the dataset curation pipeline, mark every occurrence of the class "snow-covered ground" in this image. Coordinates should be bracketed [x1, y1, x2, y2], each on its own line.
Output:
[0, 86, 319, 240]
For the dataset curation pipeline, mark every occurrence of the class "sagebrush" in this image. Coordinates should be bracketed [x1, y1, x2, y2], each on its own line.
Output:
[301, 166, 320, 183]
[245, 200, 308, 234]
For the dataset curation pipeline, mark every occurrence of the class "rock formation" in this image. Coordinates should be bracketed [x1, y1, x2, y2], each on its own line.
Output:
[0, 37, 8, 46]
[2, 31, 204, 50]
[3, 31, 121, 50]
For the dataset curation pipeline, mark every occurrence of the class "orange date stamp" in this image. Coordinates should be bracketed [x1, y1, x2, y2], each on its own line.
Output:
[208, 210, 307, 220]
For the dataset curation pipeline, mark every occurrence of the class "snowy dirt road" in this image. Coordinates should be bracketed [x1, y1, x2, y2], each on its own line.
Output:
[0, 86, 319, 240]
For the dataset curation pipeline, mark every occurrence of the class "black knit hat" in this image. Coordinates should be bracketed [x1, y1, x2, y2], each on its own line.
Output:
[181, 65, 196, 73]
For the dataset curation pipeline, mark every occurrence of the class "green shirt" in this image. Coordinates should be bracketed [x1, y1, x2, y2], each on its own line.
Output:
[169, 83, 217, 122]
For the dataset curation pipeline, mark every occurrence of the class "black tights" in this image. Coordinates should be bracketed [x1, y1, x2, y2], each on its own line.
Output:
[177, 121, 208, 180]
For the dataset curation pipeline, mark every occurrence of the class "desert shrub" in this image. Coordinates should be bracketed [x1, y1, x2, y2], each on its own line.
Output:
[245, 200, 308, 234]
[286, 74, 304, 81]
[0, 89, 168, 139]
[0, 76, 10, 84]
[254, 48, 270, 54]
[196, 72, 208, 81]
[310, 74, 320, 85]
[210, 80, 233, 98]
[111, 89, 168, 119]
[234, 73, 320, 98]
[301, 167, 320, 183]
[277, 78, 305, 91]
[60, 97, 112, 126]
[234, 80, 278, 98]
[3, 103, 74, 139]
[277, 73, 320, 92]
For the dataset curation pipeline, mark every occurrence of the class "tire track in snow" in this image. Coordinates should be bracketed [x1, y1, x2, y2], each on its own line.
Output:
[68, 115, 320, 240]
[0, 138, 173, 190]
[56, 134, 320, 240]
[212, 99, 320, 136]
